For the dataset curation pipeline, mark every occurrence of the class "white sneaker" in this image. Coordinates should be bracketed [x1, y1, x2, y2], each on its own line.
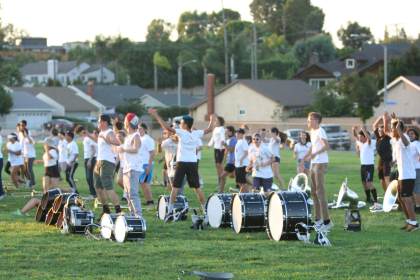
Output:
[369, 203, 383, 212]
[320, 221, 334, 232]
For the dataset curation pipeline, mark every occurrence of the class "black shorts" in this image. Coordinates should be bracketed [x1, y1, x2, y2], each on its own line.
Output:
[173, 162, 200, 189]
[224, 163, 235, 173]
[235, 167, 247, 184]
[45, 165, 60, 178]
[399, 179, 415, 197]
[253, 177, 273, 192]
[361, 165, 374, 183]
[273, 156, 280, 163]
[378, 160, 391, 180]
[214, 149, 225, 164]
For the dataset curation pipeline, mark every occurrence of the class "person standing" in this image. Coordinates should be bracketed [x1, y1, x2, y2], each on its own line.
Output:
[234, 128, 249, 193]
[57, 130, 68, 177]
[148, 109, 216, 221]
[269, 127, 285, 188]
[161, 128, 178, 191]
[7, 133, 24, 188]
[81, 127, 97, 198]
[138, 123, 155, 207]
[94, 114, 122, 215]
[117, 113, 143, 217]
[0, 127, 5, 200]
[65, 131, 79, 193]
[20, 127, 36, 188]
[42, 139, 60, 193]
[208, 116, 225, 188]
[293, 131, 312, 176]
[407, 128, 420, 213]
[304, 112, 332, 232]
[219, 126, 237, 193]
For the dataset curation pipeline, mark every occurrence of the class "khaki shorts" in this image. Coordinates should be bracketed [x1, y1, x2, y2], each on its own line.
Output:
[94, 160, 115, 190]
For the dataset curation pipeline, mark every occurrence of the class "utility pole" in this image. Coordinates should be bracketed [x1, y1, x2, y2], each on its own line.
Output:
[154, 63, 158, 92]
[221, 0, 229, 84]
[383, 45, 388, 109]
[253, 23, 258, 80]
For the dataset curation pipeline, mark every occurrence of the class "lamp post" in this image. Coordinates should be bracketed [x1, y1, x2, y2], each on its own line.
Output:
[177, 59, 197, 106]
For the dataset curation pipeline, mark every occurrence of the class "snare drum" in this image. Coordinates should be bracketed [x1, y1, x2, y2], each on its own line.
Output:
[266, 191, 311, 241]
[231, 193, 267, 233]
[206, 193, 233, 228]
[114, 215, 146, 243]
[100, 213, 118, 239]
[157, 195, 189, 221]
[35, 188, 62, 222]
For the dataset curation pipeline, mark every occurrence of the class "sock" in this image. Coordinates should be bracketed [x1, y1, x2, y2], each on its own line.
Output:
[371, 189, 378, 203]
[324, 219, 331, 225]
[365, 190, 372, 202]
[408, 220, 418, 226]
[103, 204, 111, 214]
[115, 205, 122, 213]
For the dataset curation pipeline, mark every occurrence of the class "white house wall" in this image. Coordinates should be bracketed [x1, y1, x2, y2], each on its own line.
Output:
[0, 110, 52, 130]
[82, 68, 115, 84]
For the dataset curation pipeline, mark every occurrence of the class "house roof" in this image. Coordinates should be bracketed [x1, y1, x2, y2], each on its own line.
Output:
[9, 90, 53, 111]
[13, 87, 98, 112]
[143, 93, 204, 107]
[190, 79, 314, 109]
[20, 61, 82, 76]
[406, 76, 420, 87]
[378, 75, 420, 95]
[81, 65, 103, 74]
[76, 85, 149, 107]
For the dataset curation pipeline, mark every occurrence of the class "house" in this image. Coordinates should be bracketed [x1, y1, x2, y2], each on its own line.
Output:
[294, 43, 411, 90]
[140, 92, 204, 108]
[13, 87, 101, 118]
[20, 60, 90, 86]
[19, 37, 47, 51]
[0, 90, 54, 130]
[374, 76, 420, 118]
[81, 65, 115, 84]
[190, 79, 315, 123]
[62, 41, 90, 52]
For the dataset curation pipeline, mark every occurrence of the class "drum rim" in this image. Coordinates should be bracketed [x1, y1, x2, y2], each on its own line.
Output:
[266, 191, 284, 241]
[114, 215, 128, 243]
[157, 196, 168, 220]
[100, 213, 115, 239]
[207, 195, 224, 228]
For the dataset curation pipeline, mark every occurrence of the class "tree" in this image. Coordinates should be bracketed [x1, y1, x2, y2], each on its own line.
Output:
[0, 86, 13, 116]
[250, 0, 285, 35]
[146, 19, 173, 44]
[153, 51, 172, 91]
[384, 44, 420, 86]
[339, 73, 380, 123]
[292, 34, 336, 67]
[115, 98, 146, 117]
[337, 21, 373, 49]
[0, 58, 22, 86]
[157, 106, 189, 121]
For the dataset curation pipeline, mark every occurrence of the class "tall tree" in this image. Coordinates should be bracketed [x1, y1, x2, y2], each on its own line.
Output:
[292, 34, 336, 67]
[0, 86, 13, 116]
[146, 19, 173, 44]
[250, 0, 285, 35]
[337, 22, 373, 49]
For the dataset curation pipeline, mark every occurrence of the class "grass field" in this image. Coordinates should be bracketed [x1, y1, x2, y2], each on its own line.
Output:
[1, 144, 419, 280]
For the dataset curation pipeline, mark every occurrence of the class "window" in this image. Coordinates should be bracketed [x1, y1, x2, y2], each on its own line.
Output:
[345, 59, 355, 69]
[239, 109, 246, 116]
[309, 78, 333, 89]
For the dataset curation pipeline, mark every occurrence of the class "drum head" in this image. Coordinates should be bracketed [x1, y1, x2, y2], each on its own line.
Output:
[100, 214, 114, 239]
[114, 216, 127, 243]
[207, 195, 223, 228]
[267, 193, 284, 241]
[231, 194, 242, 234]
[158, 196, 168, 220]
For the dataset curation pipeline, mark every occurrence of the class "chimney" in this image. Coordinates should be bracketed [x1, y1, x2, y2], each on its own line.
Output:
[87, 80, 94, 97]
[47, 59, 58, 80]
[206, 73, 215, 121]
[309, 52, 319, 65]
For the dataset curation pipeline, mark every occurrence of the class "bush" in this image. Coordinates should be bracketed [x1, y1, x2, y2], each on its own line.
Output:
[157, 106, 189, 121]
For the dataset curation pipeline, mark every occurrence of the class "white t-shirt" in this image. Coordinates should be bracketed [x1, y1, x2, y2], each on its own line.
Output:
[66, 140, 79, 164]
[310, 127, 329, 164]
[356, 140, 376, 165]
[123, 132, 143, 173]
[410, 141, 420, 170]
[249, 144, 273, 178]
[235, 138, 249, 168]
[391, 134, 416, 180]
[268, 137, 281, 158]
[139, 134, 155, 164]
[58, 139, 68, 163]
[210, 126, 225, 149]
[294, 142, 312, 160]
[97, 129, 116, 164]
[161, 138, 177, 165]
[43, 149, 58, 167]
[83, 137, 97, 159]
[7, 142, 24, 167]
[175, 129, 204, 162]
[22, 136, 36, 158]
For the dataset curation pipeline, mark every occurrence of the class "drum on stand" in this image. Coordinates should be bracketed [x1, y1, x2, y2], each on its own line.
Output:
[157, 195, 189, 221]
[67, 206, 94, 234]
[100, 213, 118, 239]
[35, 188, 62, 222]
[206, 193, 233, 228]
[266, 191, 311, 241]
[114, 215, 146, 243]
[231, 193, 267, 233]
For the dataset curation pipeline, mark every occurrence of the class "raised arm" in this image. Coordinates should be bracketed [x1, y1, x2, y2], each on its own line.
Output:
[361, 126, 371, 144]
[148, 108, 176, 134]
[203, 114, 217, 135]
[396, 121, 410, 147]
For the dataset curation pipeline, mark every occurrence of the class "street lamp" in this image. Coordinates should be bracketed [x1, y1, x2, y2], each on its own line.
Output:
[177, 59, 197, 106]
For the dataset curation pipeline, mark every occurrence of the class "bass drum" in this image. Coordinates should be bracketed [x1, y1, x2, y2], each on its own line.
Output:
[206, 193, 233, 228]
[231, 193, 266, 234]
[114, 215, 146, 243]
[35, 188, 62, 222]
[157, 195, 189, 221]
[100, 213, 118, 239]
[266, 191, 311, 241]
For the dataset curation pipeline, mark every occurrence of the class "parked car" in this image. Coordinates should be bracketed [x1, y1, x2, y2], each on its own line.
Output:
[321, 124, 351, 150]
[43, 119, 74, 131]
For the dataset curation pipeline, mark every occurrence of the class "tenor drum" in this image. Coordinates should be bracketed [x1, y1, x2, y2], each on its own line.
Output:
[52, 193, 80, 213]
[35, 188, 62, 222]
[157, 195, 189, 221]
[231, 193, 267, 233]
[45, 208, 60, 226]
[266, 191, 311, 241]
[56, 212, 65, 229]
[206, 193, 233, 228]
[100, 213, 118, 239]
[114, 215, 146, 243]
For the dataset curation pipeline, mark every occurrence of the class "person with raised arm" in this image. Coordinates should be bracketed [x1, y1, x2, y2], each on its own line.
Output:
[148, 108, 216, 221]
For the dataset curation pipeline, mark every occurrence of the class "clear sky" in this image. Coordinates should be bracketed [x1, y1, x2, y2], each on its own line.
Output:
[2, 0, 419, 46]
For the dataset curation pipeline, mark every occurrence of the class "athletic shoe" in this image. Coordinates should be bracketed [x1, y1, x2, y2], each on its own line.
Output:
[320, 221, 334, 232]
[369, 203, 383, 212]
[313, 219, 324, 229]
[12, 209, 26, 216]
[406, 223, 419, 232]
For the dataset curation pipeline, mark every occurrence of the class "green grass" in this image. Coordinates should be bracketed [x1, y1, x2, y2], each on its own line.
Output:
[1, 145, 420, 279]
